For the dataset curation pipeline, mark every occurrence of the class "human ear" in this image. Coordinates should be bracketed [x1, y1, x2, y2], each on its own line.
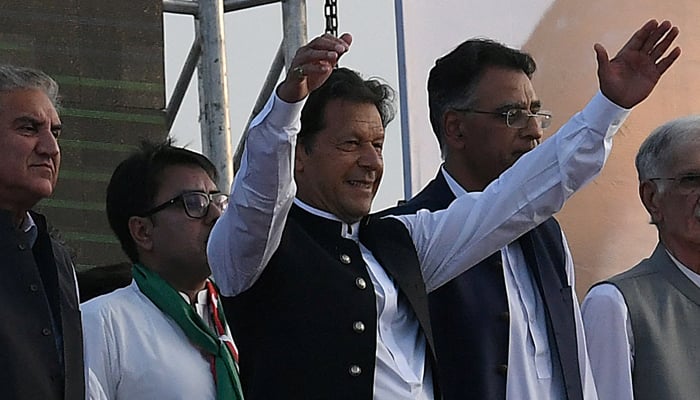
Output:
[128, 216, 154, 252]
[443, 110, 467, 149]
[640, 181, 662, 224]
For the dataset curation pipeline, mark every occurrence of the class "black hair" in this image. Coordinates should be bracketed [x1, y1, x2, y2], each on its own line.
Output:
[105, 140, 217, 263]
[298, 67, 396, 153]
[428, 39, 536, 154]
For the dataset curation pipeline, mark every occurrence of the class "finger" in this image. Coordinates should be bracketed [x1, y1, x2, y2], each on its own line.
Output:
[308, 33, 350, 54]
[297, 48, 340, 65]
[299, 62, 333, 76]
[338, 32, 353, 48]
[649, 26, 679, 61]
[640, 20, 672, 54]
[594, 43, 610, 75]
[615, 19, 658, 56]
[655, 46, 682, 76]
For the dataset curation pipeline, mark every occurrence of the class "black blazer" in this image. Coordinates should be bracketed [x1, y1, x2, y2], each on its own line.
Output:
[0, 210, 84, 400]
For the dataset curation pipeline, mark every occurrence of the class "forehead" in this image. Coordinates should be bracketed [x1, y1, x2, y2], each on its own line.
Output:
[667, 139, 700, 174]
[0, 88, 59, 123]
[155, 164, 217, 199]
[320, 99, 384, 139]
[471, 67, 537, 106]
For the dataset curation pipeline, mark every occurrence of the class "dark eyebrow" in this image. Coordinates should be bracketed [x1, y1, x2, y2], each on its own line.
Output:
[14, 116, 41, 125]
[494, 100, 543, 113]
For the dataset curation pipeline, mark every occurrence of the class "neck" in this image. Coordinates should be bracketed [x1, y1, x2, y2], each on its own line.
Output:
[139, 260, 208, 303]
[0, 207, 29, 229]
[661, 237, 700, 274]
[443, 159, 489, 192]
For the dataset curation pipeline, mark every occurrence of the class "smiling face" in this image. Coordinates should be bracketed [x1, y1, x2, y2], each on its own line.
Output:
[0, 88, 61, 216]
[444, 67, 543, 191]
[295, 99, 384, 223]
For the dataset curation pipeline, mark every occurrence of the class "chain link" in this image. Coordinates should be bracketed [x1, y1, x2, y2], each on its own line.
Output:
[324, 0, 338, 37]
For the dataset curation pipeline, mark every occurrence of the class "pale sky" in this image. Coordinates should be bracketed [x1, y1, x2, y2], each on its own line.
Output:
[163, 1, 407, 211]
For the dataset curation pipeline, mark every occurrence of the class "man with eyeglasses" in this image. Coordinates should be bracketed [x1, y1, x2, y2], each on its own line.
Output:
[380, 21, 679, 400]
[209, 20, 679, 400]
[582, 116, 700, 400]
[81, 142, 242, 400]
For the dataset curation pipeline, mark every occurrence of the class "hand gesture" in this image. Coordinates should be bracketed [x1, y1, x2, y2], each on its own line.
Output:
[277, 33, 352, 103]
[596, 19, 681, 108]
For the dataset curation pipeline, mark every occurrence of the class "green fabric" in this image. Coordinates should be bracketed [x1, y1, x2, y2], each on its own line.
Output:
[132, 264, 243, 400]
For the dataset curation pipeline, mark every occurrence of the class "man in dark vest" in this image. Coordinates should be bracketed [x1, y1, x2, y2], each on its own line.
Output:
[582, 116, 700, 400]
[0, 65, 84, 399]
[208, 23, 679, 400]
[380, 20, 680, 400]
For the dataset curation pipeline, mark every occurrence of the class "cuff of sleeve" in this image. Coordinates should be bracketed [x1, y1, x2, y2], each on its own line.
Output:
[250, 91, 307, 130]
[581, 91, 631, 137]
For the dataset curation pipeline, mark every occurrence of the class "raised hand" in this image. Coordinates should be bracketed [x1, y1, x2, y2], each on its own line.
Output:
[595, 19, 681, 109]
[277, 33, 352, 103]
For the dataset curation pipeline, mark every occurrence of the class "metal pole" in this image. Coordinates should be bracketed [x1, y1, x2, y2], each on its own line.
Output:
[164, 0, 281, 16]
[197, 0, 233, 193]
[281, 0, 307, 70]
[166, 35, 201, 131]
[232, 42, 285, 172]
[163, 0, 199, 15]
[231, 0, 307, 174]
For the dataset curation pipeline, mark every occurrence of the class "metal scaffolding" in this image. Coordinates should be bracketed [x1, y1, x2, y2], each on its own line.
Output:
[162, 0, 308, 192]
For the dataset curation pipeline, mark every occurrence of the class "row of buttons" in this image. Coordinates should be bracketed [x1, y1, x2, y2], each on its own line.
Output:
[345, 248, 368, 377]
[342, 252, 366, 377]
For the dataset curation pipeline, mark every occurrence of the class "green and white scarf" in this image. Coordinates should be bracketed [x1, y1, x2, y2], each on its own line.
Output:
[133, 263, 244, 400]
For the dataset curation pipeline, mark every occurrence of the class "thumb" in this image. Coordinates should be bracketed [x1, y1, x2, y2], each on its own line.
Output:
[594, 43, 610, 77]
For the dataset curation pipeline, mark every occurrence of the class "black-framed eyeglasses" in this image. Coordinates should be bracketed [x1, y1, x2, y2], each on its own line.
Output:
[453, 107, 553, 129]
[649, 174, 700, 195]
[141, 191, 229, 219]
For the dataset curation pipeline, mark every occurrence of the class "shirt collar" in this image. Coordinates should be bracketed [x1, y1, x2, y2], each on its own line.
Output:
[19, 212, 38, 248]
[293, 198, 360, 240]
[441, 166, 470, 197]
[178, 285, 210, 306]
[665, 248, 700, 288]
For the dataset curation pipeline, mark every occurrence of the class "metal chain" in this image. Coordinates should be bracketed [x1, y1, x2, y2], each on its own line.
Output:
[324, 0, 338, 37]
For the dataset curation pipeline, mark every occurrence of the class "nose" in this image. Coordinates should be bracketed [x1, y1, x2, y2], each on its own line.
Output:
[36, 128, 60, 157]
[205, 199, 224, 223]
[521, 116, 544, 142]
[357, 143, 382, 171]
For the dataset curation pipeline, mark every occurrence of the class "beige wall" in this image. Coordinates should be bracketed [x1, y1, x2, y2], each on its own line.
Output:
[524, 1, 700, 296]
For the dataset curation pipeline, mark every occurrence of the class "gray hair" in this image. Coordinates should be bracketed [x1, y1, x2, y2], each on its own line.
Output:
[0, 64, 59, 108]
[636, 115, 700, 192]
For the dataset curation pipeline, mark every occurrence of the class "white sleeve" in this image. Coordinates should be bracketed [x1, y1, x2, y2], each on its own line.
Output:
[207, 92, 303, 296]
[581, 283, 634, 400]
[392, 92, 629, 292]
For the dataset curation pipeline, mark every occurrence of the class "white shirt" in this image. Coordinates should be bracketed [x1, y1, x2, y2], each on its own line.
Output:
[207, 90, 628, 399]
[442, 168, 598, 400]
[82, 281, 219, 400]
[581, 250, 700, 400]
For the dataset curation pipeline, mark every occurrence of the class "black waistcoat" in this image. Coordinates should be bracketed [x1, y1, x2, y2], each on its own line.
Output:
[383, 171, 583, 400]
[0, 210, 84, 400]
[222, 205, 436, 400]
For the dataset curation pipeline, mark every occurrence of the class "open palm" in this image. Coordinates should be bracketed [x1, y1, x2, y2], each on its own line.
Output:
[596, 20, 681, 109]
